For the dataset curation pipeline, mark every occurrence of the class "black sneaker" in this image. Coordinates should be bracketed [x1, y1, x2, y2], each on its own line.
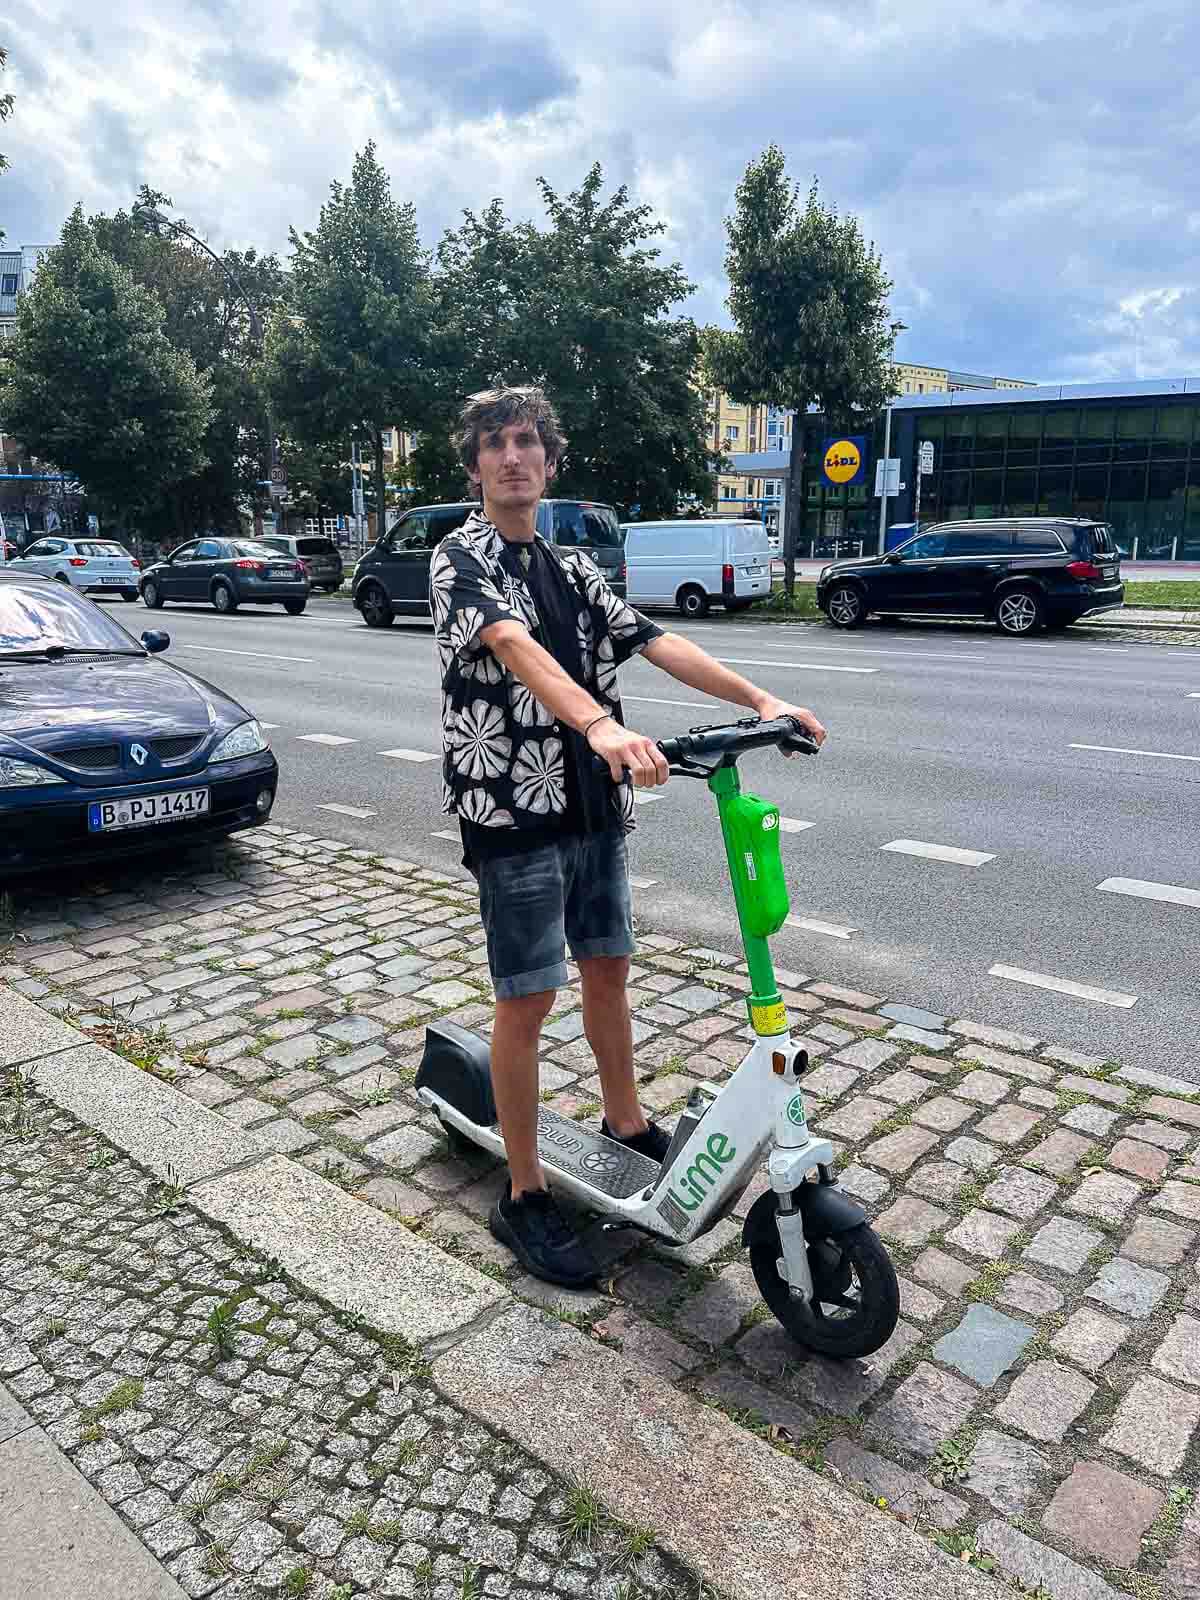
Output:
[489, 1184, 599, 1288]
[601, 1117, 670, 1165]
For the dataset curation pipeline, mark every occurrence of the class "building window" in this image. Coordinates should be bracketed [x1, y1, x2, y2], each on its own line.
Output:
[725, 425, 739, 441]
[1, 275, 17, 296]
[917, 383, 924, 393]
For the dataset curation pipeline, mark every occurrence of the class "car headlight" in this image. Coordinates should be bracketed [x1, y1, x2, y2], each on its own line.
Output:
[209, 720, 269, 763]
[819, 566, 832, 582]
[0, 756, 67, 788]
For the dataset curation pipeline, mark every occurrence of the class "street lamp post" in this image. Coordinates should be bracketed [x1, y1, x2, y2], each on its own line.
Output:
[133, 204, 275, 534]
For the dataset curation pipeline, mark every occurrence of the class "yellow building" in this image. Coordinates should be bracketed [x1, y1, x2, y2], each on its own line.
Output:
[709, 363, 1035, 515]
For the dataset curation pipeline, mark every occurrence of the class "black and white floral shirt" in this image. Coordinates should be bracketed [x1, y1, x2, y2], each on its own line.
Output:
[430, 509, 663, 833]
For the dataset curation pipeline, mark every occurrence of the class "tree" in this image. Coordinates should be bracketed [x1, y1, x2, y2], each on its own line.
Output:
[0, 208, 213, 522]
[0, 45, 13, 240]
[89, 187, 287, 542]
[266, 143, 446, 536]
[437, 166, 717, 518]
[706, 147, 900, 593]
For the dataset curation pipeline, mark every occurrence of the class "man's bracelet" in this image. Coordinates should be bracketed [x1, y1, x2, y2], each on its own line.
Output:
[582, 713, 611, 739]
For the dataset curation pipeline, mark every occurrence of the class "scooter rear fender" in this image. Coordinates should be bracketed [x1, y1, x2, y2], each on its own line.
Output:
[415, 1022, 497, 1129]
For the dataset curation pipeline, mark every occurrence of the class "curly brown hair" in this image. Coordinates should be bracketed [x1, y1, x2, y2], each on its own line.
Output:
[455, 386, 568, 473]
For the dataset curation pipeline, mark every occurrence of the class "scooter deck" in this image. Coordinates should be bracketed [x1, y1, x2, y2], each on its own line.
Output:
[532, 1106, 661, 1198]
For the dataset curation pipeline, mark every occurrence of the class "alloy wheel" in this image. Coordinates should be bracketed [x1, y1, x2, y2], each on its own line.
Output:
[997, 592, 1038, 633]
[827, 587, 863, 627]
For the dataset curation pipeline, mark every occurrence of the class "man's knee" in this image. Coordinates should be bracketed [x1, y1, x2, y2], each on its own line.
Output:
[579, 955, 630, 997]
[495, 989, 557, 1038]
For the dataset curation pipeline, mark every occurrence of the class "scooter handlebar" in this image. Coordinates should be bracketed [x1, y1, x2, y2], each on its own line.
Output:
[591, 715, 820, 777]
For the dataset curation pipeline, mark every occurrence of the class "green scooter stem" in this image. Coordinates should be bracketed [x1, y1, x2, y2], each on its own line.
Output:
[709, 763, 788, 1037]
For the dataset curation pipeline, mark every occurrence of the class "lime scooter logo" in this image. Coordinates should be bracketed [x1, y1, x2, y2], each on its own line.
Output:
[675, 1131, 737, 1211]
[786, 1094, 807, 1127]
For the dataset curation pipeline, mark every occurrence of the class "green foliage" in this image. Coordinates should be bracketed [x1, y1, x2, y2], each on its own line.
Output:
[206, 1299, 238, 1358]
[81, 1378, 144, 1425]
[708, 146, 899, 586]
[0, 208, 214, 520]
[0, 46, 12, 192]
[266, 142, 447, 534]
[437, 164, 717, 518]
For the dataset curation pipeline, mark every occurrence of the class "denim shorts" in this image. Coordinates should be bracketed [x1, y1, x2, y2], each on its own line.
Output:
[475, 831, 635, 999]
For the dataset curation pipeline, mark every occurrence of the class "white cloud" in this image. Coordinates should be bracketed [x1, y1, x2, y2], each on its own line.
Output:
[2, 0, 1198, 383]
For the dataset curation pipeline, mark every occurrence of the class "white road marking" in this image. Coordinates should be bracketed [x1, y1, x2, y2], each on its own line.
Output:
[629, 876, 660, 889]
[431, 830, 460, 842]
[1070, 743, 1200, 764]
[624, 694, 721, 709]
[633, 791, 663, 805]
[881, 839, 996, 867]
[175, 644, 314, 664]
[317, 803, 376, 820]
[989, 963, 1137, 1009]
[260, 723, 281, 730]
[687, 640, 991, 664]
[1187, 693, 1200, 698]
[1098, 877, 1200, 909]
[715, 656, 877, 674]
[786, 915, 858, 940]
[778, 818, 816, 833]
[379, 748, 439, 762]
[297, 733, 357, 746]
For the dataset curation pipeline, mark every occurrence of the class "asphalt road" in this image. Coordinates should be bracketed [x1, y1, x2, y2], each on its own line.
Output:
[121, 594, 1200, 1083]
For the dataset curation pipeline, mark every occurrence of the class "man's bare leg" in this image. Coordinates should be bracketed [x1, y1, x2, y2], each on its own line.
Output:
[490, 989, 555, 1198]
[578, 955, 648, 1138]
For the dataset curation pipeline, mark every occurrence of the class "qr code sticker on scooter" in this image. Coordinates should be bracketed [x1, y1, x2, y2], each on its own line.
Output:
[656, 1193, 690, 1236]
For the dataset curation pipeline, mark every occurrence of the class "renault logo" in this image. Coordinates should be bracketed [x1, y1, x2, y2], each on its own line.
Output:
[130, 743, 149, 767]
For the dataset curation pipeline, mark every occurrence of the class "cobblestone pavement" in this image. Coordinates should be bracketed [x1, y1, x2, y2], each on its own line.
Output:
[0, 1099, 706, 1600]
[5, 825, 1200, 1599]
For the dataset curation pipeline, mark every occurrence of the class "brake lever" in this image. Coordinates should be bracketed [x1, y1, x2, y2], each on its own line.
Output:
[780, 734, 821, 756]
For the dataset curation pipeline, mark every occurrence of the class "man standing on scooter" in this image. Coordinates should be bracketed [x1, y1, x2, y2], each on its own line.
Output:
[430, 386, 825, 1287]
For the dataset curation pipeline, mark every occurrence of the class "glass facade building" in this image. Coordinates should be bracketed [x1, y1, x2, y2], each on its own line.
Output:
[786, 380, 1200, 561]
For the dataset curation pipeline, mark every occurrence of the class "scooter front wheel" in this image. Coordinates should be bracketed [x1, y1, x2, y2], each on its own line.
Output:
[747, 1198, 899, 1360]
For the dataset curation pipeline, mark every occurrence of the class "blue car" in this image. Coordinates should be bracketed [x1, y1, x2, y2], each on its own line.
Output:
[0, 570, 279, 874]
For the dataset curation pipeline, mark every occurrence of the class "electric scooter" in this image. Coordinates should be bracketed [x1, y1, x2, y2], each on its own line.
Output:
[415, 715, 900, 1359]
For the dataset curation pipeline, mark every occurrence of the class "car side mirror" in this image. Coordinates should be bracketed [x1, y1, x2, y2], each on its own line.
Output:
[885, 551, 902, 564]
[141, 630, 170, 654]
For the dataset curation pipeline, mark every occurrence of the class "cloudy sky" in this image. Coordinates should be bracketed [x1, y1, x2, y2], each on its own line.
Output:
[4, 0, 1199, 384]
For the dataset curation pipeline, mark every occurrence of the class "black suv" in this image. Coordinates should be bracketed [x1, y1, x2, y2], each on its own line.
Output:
[352, 499, 626, 627]
[816, 518, 1124, 636]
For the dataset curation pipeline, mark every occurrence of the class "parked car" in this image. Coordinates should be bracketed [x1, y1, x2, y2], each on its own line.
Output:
[257, 533, 344, 592]
[12, 536, 141, 602]
[140, 538, 309, 615]
[622, 518, 772, 617]
[0, 571, 278, 873]
[816, 518, 1125, 636]
[352, 499, 626, 627]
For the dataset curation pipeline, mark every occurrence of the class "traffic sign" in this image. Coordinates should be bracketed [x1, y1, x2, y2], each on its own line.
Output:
[270, 464, 286, 485]
[918, 441, 935, 475]
[874, 459, 900, 497]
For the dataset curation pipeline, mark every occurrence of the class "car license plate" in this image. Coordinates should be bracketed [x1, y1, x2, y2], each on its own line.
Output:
[87, 788, 210, 832]
[744, 566, 764, 577]
[267, 567, 293, 579]
[1103, 566, 1116, 579]
[100, 575, 126, 584]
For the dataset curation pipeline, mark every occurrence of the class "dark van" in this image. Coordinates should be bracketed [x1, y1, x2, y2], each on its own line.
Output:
[352, 499, 626, 627]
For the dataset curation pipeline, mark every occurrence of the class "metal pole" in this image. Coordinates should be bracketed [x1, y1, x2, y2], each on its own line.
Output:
[877, 405, 892, 554]
[914, 453, 922, 528]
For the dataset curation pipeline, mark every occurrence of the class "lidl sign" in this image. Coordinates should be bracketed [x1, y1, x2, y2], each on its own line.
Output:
[822, 436, 867, 487]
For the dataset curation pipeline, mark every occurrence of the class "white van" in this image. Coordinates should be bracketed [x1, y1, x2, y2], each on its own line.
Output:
[622, 519, 773, 617]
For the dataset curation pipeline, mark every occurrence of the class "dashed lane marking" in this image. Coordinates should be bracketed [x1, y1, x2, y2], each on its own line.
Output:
[778, 818, 816, 833]
[785, 915, 858, 940]
[629, 876, 660, 889]
[379, 748, 440, 762]
[989, 963, 1138, 1009]
[881, 839, 996, 867]
[175, 643, 314, 664]
[260, 723, 281, 730]
[623, 694, 722, 709]
[1070, 743, 1200, 764]
[431, 830, 460, 843]
[714, 656, 877, 674]
[317, 803, 376, 820]
[633, 791, 663, 805]
[1098, 877, 1200, 909]
[296, 733, 357, 746]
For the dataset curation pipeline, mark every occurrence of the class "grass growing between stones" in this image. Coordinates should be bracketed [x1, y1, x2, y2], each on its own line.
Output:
[80, 1377, 143, 1426]
[964, 1260, 1013, 1303]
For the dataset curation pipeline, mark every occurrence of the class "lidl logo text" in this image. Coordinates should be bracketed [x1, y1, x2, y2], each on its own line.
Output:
[823, 440, 862, 485]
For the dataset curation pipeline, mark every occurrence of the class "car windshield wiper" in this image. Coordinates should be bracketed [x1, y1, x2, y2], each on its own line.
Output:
[0, 645, 146, 661]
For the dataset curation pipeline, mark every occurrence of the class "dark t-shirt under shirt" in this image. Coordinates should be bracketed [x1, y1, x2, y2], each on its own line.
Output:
[460, 537, 615, 870]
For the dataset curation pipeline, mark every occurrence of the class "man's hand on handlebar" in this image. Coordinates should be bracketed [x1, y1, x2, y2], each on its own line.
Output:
[754, 696, 827, 752]
[586, 717, 670, 788]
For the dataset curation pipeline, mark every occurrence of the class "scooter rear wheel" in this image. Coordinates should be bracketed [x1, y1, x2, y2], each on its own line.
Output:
[747, 1198, 899, 1359]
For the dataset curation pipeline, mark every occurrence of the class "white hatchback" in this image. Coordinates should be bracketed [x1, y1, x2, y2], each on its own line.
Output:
[9, 537, 142, 602]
